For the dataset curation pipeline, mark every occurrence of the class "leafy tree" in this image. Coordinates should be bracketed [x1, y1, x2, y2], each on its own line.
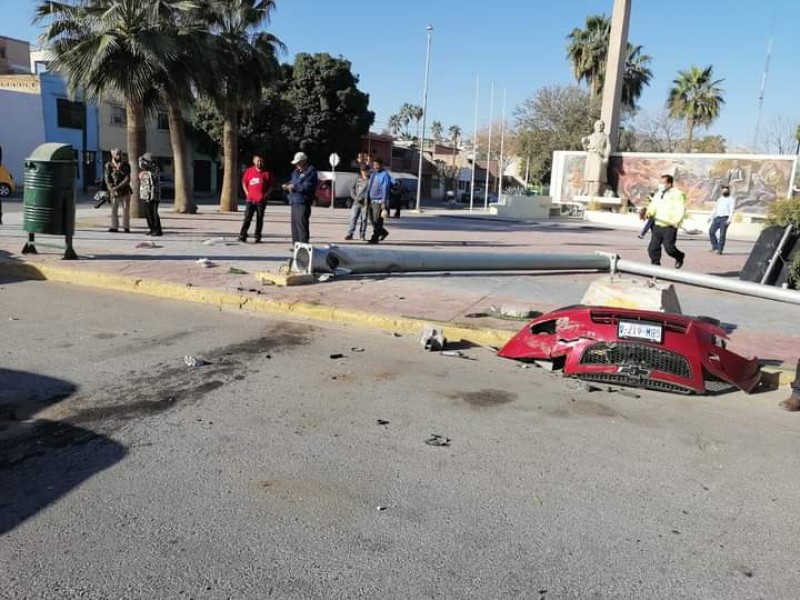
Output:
[693, 135, 727, 154]
[35, 0, 189, 218]
[667, 65, 725, 152]
[430, 121, 443, 143]
[629, 109, 683, 153]
[566, 14, 652, 111]
[280, 53, 374, 170]
[513, 85, 599, 182]
[202, 0, 284, 212]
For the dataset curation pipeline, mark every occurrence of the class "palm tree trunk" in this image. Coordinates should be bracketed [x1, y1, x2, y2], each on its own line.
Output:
[685, 117, 694, 153]
[219, 110, 239, 212]
[126, 101, 146, 219]
[166, 97, 196, 214]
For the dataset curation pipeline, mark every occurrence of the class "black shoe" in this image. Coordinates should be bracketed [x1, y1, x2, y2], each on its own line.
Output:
[367, 238, 379, 244]
[237, 235, 247, 243]
[344, 234, 353, 240]
[254, 238, 262, 244]
[108, 228, 118, 233]
[675, 257, 684, 269]
[151, 231, 163, 237]
[379, 231, 389, 241]
[123, 228, 130, 233]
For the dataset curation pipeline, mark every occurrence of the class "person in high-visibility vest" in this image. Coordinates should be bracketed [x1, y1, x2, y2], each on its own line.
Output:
[645, 174, 687, 269]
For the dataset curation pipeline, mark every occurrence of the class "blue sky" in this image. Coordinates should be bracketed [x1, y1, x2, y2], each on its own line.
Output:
[4, 0, 798, 150]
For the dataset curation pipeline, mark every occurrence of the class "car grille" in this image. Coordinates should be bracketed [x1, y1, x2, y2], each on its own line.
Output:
[579, 342, 692, 379]
[576, 373, 694, 395]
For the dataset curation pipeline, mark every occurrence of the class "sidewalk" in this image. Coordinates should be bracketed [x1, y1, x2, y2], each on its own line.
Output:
[1, 196, 798, 382]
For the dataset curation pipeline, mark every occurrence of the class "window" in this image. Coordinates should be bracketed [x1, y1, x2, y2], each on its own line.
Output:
[56, 98, 85, 130]
[110, 105, 126, 127]
[157, 111, 169, 131]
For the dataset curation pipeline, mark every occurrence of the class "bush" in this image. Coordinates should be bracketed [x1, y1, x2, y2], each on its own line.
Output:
[765, 197, 800, 227]
[765, 198, 800, 288]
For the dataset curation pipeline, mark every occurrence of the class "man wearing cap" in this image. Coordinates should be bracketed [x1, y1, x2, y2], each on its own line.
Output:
[283, 152, 318, 245]
[645, 174, 687, 269]
[708, 184, 735, 254]
[238, 154, 273, 243]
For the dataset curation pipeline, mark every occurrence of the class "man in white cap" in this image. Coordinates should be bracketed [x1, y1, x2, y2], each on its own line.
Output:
[282, 151, 318, 245]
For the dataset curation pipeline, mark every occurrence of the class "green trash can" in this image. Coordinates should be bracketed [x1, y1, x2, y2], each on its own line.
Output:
[21, 143, 78, 260]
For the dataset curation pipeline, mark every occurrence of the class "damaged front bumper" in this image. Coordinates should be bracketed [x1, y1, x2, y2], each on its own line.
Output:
[498, 306, 762, 395]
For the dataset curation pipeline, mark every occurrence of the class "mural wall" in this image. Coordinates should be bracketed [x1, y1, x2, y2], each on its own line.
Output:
[552, 151, 798, 215]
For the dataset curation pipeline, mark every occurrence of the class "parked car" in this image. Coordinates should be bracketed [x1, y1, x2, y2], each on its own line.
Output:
[314, 179, 352, 208]
[0, 165, 14, 197]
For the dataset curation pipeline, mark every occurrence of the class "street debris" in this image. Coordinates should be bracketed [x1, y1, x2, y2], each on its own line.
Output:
[376, 505, 388, 511]
[184, 355, 207, 368]
[440, 350, 475, 360]
[420, 325, 446, 351]
[317, 274, 333, 282]
[350, 347, 365, 353]
[203, 237, 229, 246]
[392, 332, 402, 338]
[377, 419, 390, 426]
[228, 267, 248, 275]
[135, 241, 161, 249]
[329, 353, 345, 360]
[8, 316, 19, 321]
[425, 434, 451, 447]
[487, 305, 541, 321]
[196, 258, 216, 268]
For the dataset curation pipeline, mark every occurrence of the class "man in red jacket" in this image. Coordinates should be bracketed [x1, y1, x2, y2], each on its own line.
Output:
[238, 155, 273, 243]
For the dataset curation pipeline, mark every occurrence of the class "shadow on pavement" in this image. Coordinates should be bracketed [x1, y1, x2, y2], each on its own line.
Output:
[0, 369, 127, 535]
[0, 249, 46, 285]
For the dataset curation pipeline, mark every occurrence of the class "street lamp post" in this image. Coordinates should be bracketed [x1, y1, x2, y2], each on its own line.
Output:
[415, 24, 433, 212]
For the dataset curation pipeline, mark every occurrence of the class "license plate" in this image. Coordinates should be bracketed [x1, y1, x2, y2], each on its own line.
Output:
[618, 320, 663, 343]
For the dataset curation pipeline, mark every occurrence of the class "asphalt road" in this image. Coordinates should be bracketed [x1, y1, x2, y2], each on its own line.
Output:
[1, 279, 799, 599]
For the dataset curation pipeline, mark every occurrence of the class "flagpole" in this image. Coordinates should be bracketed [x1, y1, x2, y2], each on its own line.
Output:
[484, 82, 494, 211]
[497, 87, 507, 199]
[469, 75, 479, 212]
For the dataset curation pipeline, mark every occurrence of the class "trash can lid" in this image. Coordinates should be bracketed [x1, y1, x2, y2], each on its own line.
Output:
[27, 143, 76, 162]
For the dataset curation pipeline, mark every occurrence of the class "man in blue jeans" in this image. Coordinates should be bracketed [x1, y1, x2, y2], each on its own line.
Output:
[366, 158, 391, 244]
[708, 185, 735, 254]
[283, 152, 318, 246]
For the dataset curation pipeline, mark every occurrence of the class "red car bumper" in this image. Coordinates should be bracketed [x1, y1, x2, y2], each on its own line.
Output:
[498, 306, 762, 394]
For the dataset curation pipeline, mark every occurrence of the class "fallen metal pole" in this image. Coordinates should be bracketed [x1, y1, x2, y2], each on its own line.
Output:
[292, 244, 612, 276]
[291, 244, 800, 306]
[614, 258, 800, 306]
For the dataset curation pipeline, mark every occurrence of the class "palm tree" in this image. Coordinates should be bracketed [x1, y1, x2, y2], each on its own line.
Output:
[398, 103, 414, 138]
[430, 120, 443, 144]
[410, 105, 424, 142]
[566, 14, 652, 111]
[154, 5, 211, 214]
[35, 0, 188, 218]
[566, 15, 609, 98]
[202, 0, 284, 212]
[387, 114, 402, 137]
[667, 65, 725, 152]
[621, 44, 653, 111]
[448, 124, 461, 166]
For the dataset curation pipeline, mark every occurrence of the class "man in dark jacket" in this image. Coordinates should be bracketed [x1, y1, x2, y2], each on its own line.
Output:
[283, 152, 318, 245]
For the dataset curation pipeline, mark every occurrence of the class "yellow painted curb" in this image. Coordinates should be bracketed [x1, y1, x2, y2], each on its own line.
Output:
[0, 259, 514, 350]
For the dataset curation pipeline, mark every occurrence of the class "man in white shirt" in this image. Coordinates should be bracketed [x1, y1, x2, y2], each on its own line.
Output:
[708, 185, 735, 254]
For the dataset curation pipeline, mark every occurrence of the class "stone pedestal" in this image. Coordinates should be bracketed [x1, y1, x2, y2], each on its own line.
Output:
[582, 276, 682, 314]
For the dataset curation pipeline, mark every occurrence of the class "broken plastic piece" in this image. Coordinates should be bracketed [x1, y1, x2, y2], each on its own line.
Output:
[196, 258, 215, 268]
[425, 434, 451, 447]
[184, 355, 207, 368]
[420, 325, 446, 351]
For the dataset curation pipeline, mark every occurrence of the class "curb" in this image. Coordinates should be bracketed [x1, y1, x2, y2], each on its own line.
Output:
[0, 259, 514, 349]
[0, 259, 794, 389]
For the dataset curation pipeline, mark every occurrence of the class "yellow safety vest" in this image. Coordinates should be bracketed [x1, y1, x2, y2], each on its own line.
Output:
[647, 187, 686, 227]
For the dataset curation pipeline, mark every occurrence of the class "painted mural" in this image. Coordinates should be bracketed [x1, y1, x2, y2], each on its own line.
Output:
[554, 151, 797, 215]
